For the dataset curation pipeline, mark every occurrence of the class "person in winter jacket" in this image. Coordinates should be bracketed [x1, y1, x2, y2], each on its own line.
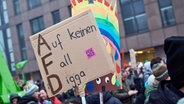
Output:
[144, 63, 170, 104]
[147, 36, 184, 104]
[112, 69, 138, 104]
[19, 82, 40, 104]
[9, 93, 20, 104]
[143, 61, 152, 83]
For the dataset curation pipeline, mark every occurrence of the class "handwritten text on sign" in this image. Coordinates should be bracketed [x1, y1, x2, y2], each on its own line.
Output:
[30, 9, 114, 97]
[37, 25, 96, 93]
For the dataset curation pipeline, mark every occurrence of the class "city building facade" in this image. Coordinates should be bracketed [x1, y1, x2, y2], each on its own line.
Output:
[119, 0, 184, 62]
[0, 0, 16, 74]
[7, 0, 71, 80]
[2, 0, 184, 80]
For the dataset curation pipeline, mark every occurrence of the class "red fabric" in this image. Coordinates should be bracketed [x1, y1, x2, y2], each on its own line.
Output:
[71, 0, 76, 6]
[50, 97, 62, 104]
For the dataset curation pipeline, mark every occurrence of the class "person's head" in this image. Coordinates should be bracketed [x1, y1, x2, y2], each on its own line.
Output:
[123, 63, 130, 70]
[164, 36, 184, 89]
[23, 82, 40, 99]
[150, 57, 164, 69]
[35, 80, 40, 85]
[152, 63, 169, 81]
[10, 93, 20, 104]
[39, 89, 48, 101]
[121, 69, 128, 81]
[17, 80, 22, 87]
[143, 61, 151, 72]
[137, 62, 144, 73]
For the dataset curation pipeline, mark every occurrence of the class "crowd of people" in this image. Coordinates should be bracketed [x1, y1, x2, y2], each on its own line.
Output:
[9, 36, 184, 104]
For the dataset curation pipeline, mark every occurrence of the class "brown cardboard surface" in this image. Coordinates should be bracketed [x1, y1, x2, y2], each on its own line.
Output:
[29, 9, 114, 97]
[85, 73, 121, 94]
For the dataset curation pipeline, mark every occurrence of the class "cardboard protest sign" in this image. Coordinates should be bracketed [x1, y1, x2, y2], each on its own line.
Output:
[29, 9, 114, 97]
[71, 0, 121, 94]
[85, 73, 121, 94]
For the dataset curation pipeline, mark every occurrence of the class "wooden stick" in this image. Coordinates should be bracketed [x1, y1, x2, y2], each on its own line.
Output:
[81, 96, 86, 104]
[99, 92, 103, 104]
[75, 84, 86, 104]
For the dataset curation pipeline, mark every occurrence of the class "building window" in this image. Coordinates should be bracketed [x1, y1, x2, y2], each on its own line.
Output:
[16, 23, 27, 60]
[0, 30, 6, 60]
[27, 0, 41, 10]
[13, 0, 21, 15]
[120, 0, 148, 36]
[30, 16, 45, 34]
[158, 0, 176, 27]
[0, 16, 2, 26]
[52, 10, 61, 24]
[6, 28, 13, 52]
[3, 10, 9, 24]
[2, 0, 9, 24]
[2, 0, 7, 10]
[11, 63, 16, 71]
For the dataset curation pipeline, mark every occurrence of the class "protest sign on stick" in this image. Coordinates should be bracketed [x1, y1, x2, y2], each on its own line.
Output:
[30, 9, 114, 97]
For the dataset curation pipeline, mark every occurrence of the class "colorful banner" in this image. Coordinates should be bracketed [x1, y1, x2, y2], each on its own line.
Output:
[71, 0, 121, 93]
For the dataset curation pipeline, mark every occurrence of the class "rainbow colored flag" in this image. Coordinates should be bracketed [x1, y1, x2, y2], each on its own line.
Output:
[70, 0, 121, 93]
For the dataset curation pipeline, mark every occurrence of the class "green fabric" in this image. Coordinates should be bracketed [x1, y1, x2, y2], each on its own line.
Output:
[14, 60, 28, 84]
[0, 50, 24, 104]
[15, 60, 28, 70]
[144, 85, 158, 104]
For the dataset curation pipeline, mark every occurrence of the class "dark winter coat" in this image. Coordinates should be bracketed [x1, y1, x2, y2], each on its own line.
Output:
[147, 80, 184, 104]
[144, 85, 157, 104]
[112, 80, 132, 104]
[18, 95, 37, 104]
[86, 91, 122, 104]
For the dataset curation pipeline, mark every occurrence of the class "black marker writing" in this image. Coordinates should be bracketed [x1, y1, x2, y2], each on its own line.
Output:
[66, 71, 86, 87]
[68, 25, 97, 40]
[51, 34, 63, 50]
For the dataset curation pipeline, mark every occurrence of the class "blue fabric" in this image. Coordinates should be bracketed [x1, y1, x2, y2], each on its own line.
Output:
[86, 91, 122, 104]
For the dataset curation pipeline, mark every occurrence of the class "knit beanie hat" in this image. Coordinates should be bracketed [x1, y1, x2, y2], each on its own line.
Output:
[150, 57, 162, 69]
[152, 63, 169, 81]
[23, 82, 39, 96]
[164, 36, 184, 89]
